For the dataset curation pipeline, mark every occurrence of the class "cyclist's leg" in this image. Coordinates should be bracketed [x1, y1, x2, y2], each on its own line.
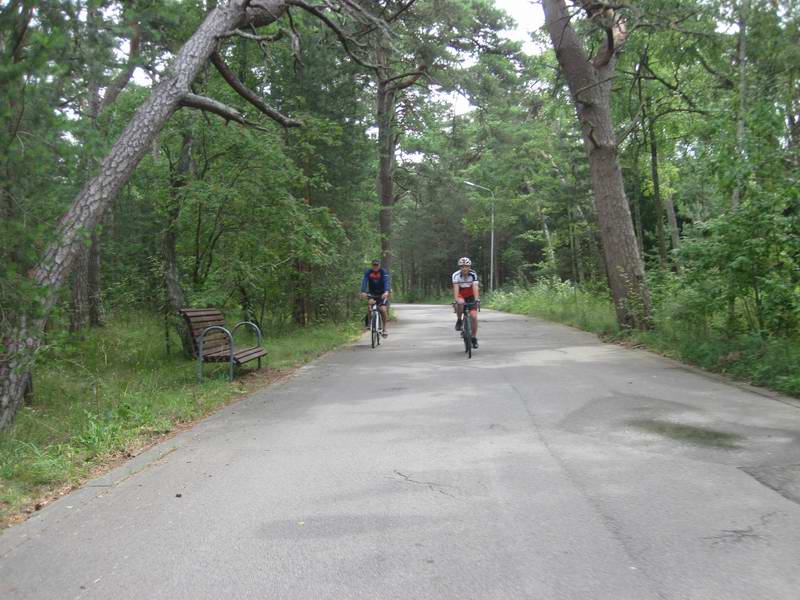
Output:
[379, 299, 389, 334]
[470, 306, 478, 335]
[455, 297, 465, 330]
[366, 298, 376, 328]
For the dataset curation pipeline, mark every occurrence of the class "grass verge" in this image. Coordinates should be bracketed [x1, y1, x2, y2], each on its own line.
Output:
[0, 313, 360, 528]
[486, 282, 800, 398]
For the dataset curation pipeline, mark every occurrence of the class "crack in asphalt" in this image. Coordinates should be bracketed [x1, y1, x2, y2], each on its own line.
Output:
[702, 511, 780, 546]
[391, 470, 458, 499]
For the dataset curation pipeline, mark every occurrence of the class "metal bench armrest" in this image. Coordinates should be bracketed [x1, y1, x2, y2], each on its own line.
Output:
[232, 321, 263, 347]
[196, 325, 234, 383]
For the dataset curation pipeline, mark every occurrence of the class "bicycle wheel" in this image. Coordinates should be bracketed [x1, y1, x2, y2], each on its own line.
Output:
[463, 310, 472, 358]
[371, 310, 378, 348]
[376, 310, 382, 346]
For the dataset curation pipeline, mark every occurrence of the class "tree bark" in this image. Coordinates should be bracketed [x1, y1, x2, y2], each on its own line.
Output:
[645, 101, 668, 265]
[373, 39, 426, 272]
[542, 0, 651, 328]
[88, 231, 102, 325]
[376, 75, 398, 270]
[163, 132, 194, 356]
[665, 194, 681, 252]
[0, 0, 289, 430]
[631, 142, 645, 261]
[70, 246, 90, 333]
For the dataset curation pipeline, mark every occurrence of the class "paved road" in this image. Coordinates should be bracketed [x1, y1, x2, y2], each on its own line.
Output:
[3, 304, 800, 599]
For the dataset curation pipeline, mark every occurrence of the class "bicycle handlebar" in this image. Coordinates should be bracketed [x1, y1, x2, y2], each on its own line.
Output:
[453, 299, 480, 311]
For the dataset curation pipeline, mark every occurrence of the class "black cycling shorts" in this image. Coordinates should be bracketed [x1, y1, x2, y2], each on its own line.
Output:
[459, 296, 478, 310]
[368, 295, 390, 307]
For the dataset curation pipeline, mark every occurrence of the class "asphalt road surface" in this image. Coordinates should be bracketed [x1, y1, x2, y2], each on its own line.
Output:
[3, 304, 800, 599]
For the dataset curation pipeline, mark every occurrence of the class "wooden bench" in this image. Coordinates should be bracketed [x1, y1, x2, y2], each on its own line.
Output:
[179, 308, 267, 382]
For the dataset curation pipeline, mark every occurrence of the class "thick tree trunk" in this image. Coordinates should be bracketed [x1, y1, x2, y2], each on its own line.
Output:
[376, 77, 397, 270]
[543, 0, 650, 329]
[163, 132, 194, 356]
[0, 0, 288, 430]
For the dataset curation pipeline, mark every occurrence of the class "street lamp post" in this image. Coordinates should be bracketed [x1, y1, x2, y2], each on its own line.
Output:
[464, 180, 495, 292]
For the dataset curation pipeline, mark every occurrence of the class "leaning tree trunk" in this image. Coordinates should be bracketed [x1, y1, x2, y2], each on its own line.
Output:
[542, 0, 651, 329]
[0, 0, 288, 430]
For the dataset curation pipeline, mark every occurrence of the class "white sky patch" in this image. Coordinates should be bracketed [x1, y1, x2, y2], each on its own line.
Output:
[439, 1, 546, 116]
[133, 66, 152, 86]
[493, 0, 545, 55]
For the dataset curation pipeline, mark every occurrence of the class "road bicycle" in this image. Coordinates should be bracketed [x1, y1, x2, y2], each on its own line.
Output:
[454, 299, 480, 358]
[368, 296, 386, 349]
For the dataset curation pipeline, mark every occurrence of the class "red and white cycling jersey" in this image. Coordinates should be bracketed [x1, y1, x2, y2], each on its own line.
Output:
[452, 269, 479, 297]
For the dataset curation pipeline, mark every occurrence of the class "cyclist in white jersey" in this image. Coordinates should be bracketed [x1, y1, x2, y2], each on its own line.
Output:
[452, 257, 479, 349]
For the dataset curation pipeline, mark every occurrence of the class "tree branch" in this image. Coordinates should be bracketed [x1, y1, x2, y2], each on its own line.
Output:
[101, 21, 142, 112]
[384, 65, 427, 92]
[210, 51, 302, 127]
[284, 0, 380, 69]
[387, 0, 416, 23]
[218, 28, 284, 42]
[179, 93, 271, 132]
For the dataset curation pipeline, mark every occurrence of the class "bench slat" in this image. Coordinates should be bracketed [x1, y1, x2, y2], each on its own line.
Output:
[201, 343, 230, 357]
[191, 325, 227, 338]
[233, 347, 267, 363]
[189, 316, 225, 327]
[203, 346, 267, 364]
[180, 308, 223, 316]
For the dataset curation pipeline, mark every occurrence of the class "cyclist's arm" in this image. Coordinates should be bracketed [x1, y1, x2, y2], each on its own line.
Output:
[383, 269, 391, 297]
[360, 271, 369, 294]
[473, 281, 480, 301]
[452, 283, 460, 301]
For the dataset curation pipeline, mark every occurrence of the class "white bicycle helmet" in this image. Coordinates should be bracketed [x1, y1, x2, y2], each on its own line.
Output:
[458, 257, 472, 266]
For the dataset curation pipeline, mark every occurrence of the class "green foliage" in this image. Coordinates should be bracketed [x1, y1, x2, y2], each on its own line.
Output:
[488, 280, 620, 336]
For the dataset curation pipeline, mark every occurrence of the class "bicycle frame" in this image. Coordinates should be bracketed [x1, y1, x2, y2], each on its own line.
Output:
[367, 295, 386, 348]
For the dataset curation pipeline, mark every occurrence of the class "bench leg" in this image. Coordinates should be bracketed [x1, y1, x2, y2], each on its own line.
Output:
[197, 356, 204, 384]
[258, 357, 261, 369]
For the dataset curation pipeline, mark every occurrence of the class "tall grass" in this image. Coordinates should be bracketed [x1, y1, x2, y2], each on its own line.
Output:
[486, 279, 800, 397]
[0, 313, 360, 525]
[488, 278, 619, 336]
